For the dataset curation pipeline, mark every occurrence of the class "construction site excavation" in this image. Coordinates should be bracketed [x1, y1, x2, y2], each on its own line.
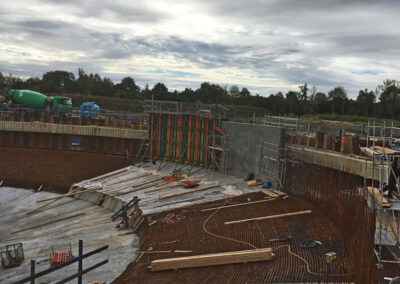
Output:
[1, 100, 400, 283]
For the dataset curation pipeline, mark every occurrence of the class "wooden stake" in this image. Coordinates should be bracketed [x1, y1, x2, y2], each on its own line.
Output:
[224, 210, 312, 225]
[13, 212, 85, 234]
[0, 180, 3, 187]
[37, 185, 43, 192]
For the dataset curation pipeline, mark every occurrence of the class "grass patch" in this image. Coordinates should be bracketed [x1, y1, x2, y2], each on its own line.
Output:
[302, 114, 400, 126]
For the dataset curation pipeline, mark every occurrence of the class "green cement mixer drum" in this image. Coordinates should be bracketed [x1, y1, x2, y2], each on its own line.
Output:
[8, 89, 48, 108]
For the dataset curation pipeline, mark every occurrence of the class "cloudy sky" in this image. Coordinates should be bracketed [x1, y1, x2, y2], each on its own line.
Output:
[0, 0, 399, 97]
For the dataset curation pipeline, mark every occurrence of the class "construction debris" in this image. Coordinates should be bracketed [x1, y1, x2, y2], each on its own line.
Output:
[150, 248, 273, 272]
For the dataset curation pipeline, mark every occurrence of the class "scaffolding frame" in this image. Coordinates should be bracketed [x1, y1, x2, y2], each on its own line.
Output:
[362, 121, 400, 266]
[264, 114, 308, 134]
[259, 139, 287, 190]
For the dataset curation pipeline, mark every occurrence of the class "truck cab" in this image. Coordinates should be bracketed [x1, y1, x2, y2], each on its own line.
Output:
[53, 96, 72, 111]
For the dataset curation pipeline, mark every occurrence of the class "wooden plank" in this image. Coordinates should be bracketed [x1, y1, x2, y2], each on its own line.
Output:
[261, 190, 279, 198]
[158, 185, 220, 200]
[201, 198, 275, 212]
[224, 210, 312, 225]
[151, 248, 273, 271]
[13, 212, 85, 234]
[360, 147, 380, 156]
[373, 146, 398, 155]
[269, 189, 287, 197]
[367, 187, 390, 207]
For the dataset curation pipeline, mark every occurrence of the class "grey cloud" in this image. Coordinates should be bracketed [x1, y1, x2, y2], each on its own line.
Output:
[42, 0, 167, 22]
[1, 0, 399, 97]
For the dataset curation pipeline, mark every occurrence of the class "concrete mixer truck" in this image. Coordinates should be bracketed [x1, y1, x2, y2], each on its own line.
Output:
[1, 89, 72, 116]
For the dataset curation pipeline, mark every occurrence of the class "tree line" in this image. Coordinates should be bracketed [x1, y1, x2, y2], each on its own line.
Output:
[1, 69, 399, 120]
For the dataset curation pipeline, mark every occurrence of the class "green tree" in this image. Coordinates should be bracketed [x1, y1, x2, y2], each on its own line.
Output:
[41, 70, 76, 93]
[76, 68, 92, 94]
[328, 86, 347, 114]
[239, 87, 250, 97]
[299, 82, 309, 102]
[0, 72, 5, 91]
[25, 77, 42, 92]
[141, 84, 151, 99]
[309, 92, 328, 114]
[229, 85, 240, 98]
[115, 77, 140, 99]
[286, 91, 303, 115]
[195, 82, 225, 103]
[152, 83, 168, 99]
[356, 89, 375, 116]
[377, 80, 400, 119]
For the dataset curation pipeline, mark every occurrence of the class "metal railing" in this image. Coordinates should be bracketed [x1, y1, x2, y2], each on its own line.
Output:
[14, 240, 108, 284]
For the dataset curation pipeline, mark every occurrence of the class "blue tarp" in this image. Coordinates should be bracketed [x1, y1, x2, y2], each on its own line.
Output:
[80, 102, 100, 118]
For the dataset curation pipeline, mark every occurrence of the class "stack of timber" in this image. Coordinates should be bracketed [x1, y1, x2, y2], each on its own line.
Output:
[367, 187, 391, 208]
[373, 146, 399, 155]
[261, 189, 287, 198]
[150, 248, 273, 271]
[360, 147, 381, 157]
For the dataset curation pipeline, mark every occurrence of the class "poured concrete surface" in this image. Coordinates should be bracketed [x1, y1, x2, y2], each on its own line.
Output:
[0, 187, 139, 284]
[72, 161, 264, 215]
[221, 121, 285, 178]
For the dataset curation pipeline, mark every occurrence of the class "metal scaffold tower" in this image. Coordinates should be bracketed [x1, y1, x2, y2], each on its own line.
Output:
[361, 121, 400, 266]
[259, 140, 286, 190]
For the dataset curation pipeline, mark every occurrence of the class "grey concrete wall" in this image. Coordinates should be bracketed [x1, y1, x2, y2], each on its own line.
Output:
[221, 121, 285, 179]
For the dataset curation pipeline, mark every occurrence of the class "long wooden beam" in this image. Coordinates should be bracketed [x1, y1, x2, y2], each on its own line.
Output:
[150, 248, 273, 271]
[224, 210, 312, 225]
